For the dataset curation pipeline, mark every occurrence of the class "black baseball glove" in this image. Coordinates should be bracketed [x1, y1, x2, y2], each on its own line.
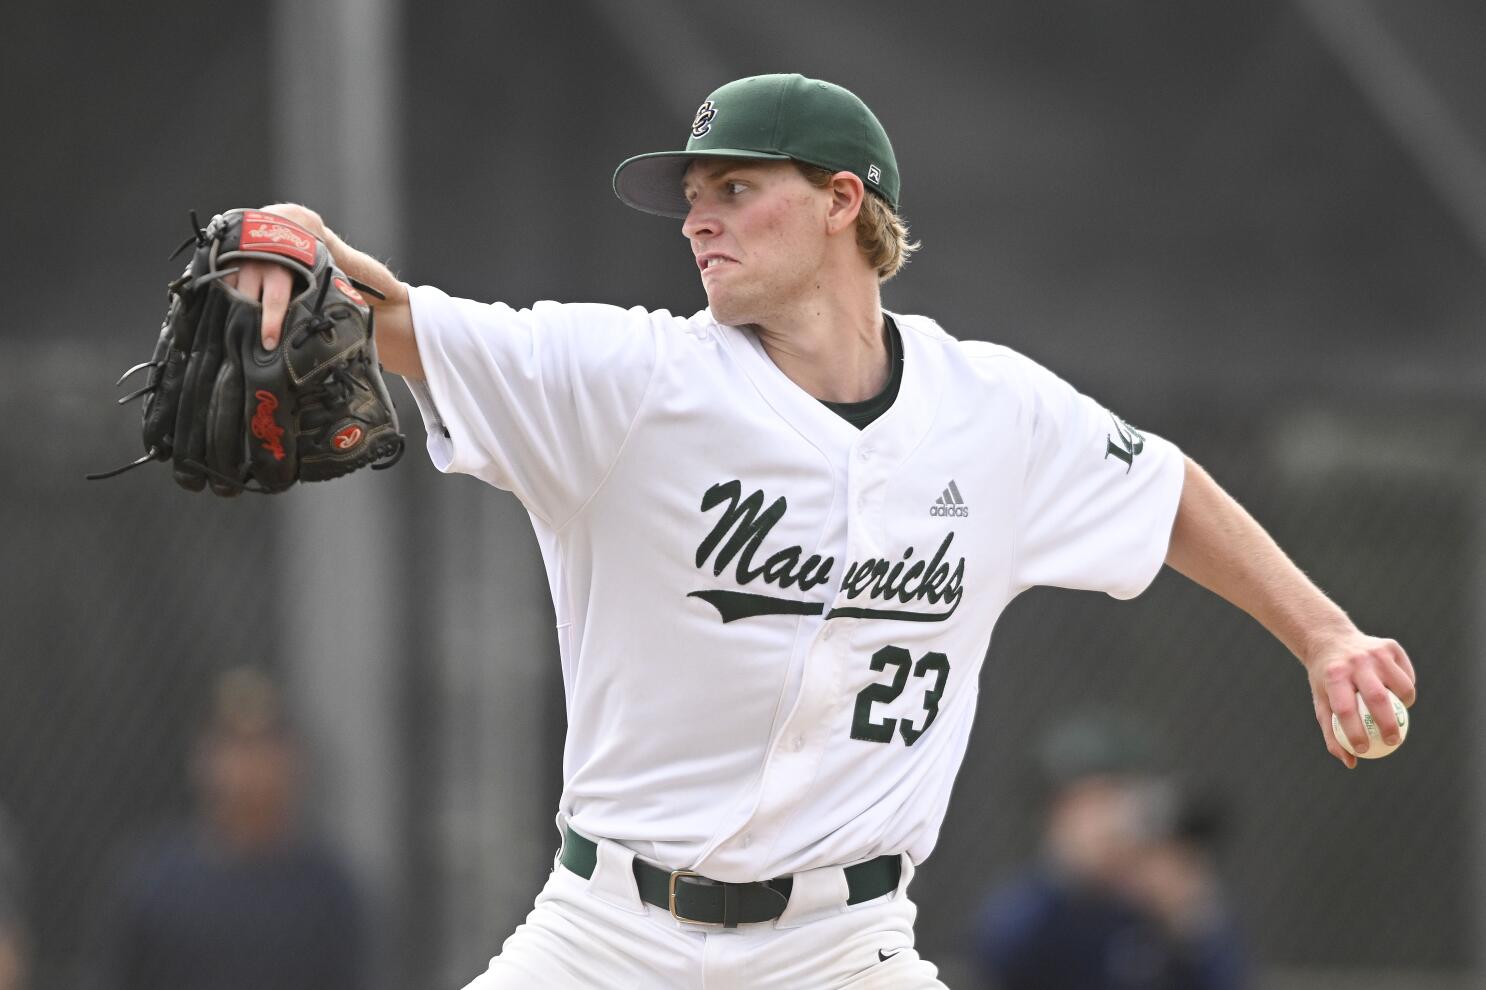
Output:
[90, 209, 404, 494]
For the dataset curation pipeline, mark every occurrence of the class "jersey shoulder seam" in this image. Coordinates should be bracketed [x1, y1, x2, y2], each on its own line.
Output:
[957, 339, 1025, 364]
[945, 340, 1041, 594]
[892, 313, 1024, 367]
[549, 312, 668, 535]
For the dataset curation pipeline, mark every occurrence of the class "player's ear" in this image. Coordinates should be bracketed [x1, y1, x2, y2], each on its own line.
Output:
[824, 171, 865, 235]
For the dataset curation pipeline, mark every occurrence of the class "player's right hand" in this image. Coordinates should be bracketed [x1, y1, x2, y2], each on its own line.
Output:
[1305, 630, 1415, 769]
[224, 204, 327, 351]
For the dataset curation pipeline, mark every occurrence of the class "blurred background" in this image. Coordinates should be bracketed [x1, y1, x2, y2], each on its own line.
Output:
[3, 0, 1483, 987]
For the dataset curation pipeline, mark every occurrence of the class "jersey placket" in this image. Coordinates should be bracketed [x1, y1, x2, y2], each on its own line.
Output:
[695, 320, 930, 877]
[700, 437, 886, 873]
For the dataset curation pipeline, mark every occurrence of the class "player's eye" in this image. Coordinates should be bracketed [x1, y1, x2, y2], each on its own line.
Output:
[725, 181, 747, 196]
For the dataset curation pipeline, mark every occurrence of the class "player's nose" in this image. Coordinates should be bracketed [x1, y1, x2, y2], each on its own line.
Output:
[681, 201, 718, 241]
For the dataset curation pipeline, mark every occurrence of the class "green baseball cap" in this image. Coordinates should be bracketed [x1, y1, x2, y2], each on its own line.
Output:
[613, 73, 900, 219]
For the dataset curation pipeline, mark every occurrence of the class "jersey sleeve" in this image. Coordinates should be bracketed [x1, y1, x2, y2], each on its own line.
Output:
[403, 285, 661, 527]
[1010, 358, 1185, 599]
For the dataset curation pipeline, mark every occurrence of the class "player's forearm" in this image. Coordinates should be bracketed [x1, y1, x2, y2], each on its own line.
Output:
[261, 203, 425, 380]
[1163, 457, 1354, 665]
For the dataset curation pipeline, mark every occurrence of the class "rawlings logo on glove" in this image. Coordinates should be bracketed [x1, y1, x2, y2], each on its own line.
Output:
[332, 425, 365, 450]
[239, 211, 318, 265]
[87, 208, 404, 494]
[251, 391, 287, 461]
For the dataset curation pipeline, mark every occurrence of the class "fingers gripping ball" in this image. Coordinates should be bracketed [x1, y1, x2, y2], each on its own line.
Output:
[89, 209, 404, 494]
[1332, 691, 1409, 759]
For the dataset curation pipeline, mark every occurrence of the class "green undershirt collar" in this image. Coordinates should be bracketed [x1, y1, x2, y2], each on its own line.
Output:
[820, 315, 903, 430]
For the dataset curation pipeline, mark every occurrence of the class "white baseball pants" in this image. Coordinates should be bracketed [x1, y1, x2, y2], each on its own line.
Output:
[460, 835, 948, 989]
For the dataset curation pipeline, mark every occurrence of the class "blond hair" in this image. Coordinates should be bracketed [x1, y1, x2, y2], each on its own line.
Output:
[795, 163, 920, 281]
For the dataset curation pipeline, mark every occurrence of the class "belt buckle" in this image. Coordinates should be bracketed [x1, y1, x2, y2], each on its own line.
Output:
[668, 870, 725, 927]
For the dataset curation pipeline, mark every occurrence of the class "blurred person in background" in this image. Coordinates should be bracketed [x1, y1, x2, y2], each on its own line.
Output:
[0, 808, 26, 990]
[974, 714, 1245, 990]
[95, 667, 365, 990]
[0, 927, 20, 990]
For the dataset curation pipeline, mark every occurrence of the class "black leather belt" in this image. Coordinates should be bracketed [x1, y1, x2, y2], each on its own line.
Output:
[558, 826, 901, 929]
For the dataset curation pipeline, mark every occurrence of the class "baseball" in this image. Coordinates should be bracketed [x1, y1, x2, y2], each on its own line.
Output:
[1331, 690, 1409, 759]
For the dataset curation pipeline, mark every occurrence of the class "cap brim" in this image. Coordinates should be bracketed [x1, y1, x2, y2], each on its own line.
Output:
[612, 149, 793, 219]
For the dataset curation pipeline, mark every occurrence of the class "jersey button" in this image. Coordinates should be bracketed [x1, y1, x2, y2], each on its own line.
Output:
[791, 735, 805, 752]
[858, 446, 873, 460]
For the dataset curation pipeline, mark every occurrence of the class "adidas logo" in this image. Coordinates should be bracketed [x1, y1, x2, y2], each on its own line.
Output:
[929, 480, 969, 517]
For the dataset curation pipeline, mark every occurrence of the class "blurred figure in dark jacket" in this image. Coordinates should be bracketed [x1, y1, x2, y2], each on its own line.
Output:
[974, 713, 1246, 990]
[97, 667, 364, 990]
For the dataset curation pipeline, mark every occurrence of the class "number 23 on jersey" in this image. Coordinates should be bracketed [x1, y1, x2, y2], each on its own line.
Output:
[850, 645, 950, 746]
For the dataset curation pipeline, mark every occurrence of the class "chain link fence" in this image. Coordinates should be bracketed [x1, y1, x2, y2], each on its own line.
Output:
[7, 2, 1485, 987]
[1, 342, 1477, 989]
[3, 342, 288, 987]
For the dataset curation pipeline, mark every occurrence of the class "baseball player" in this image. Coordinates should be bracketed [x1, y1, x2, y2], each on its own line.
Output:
[232, 74, 1415, 988]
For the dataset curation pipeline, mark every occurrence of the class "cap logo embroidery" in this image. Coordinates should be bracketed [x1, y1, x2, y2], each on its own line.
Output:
[692, 100, 718, 138]
[867, 163, 882, 184]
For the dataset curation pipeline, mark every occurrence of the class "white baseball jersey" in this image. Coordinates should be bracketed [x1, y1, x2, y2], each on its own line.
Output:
[405, 286, 1185, 884]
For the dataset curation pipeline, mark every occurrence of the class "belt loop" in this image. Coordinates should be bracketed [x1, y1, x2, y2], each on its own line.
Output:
[775, 864, 851, 929]
[571, 828, 649, 916]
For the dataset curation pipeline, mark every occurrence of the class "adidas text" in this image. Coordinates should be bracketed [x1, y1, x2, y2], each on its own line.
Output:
[930, 480, 969, 517]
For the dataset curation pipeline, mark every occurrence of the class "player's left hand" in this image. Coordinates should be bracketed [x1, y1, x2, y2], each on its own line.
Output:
[233, 203, 327, 351]
[1304, 631, 1415, 768]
